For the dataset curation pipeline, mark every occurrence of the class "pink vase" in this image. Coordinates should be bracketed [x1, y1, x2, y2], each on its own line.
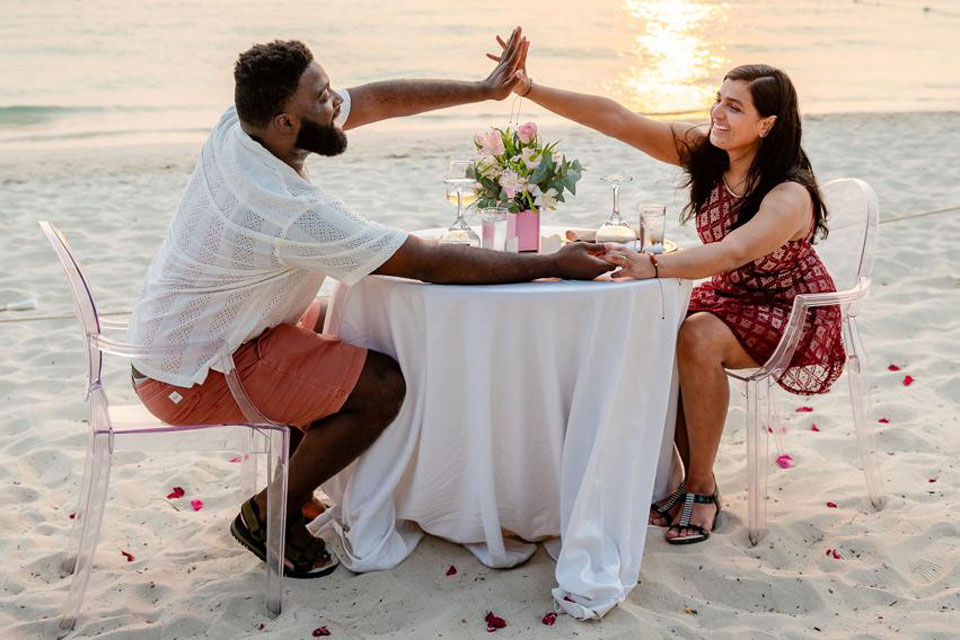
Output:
[513, 209, 540, 253]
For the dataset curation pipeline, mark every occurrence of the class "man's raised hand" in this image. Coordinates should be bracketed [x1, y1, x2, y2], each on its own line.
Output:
[481, 26, 530, 100]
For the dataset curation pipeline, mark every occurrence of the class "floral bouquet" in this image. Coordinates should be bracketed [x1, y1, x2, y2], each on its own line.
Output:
[471, 122, 582, 213]
[470, 122, 582, 251]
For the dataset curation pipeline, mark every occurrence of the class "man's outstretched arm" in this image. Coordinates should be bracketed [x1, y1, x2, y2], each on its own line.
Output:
[373, 235, 613, 285]
[342, 27, 528, 130]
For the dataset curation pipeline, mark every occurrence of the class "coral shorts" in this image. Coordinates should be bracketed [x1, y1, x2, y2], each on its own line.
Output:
[134, 322, 367, 431]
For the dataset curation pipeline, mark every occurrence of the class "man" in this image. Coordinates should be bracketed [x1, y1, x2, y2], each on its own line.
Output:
[128, 29, 612, 577]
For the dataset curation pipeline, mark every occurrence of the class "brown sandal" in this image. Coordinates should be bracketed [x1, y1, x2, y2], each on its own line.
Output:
[230, 497, 339, 578]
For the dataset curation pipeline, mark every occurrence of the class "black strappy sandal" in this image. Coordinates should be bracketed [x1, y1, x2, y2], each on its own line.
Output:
[649, 481, 686, 527]
[230, 497, 339, 578]
[666, 485, 721, 545]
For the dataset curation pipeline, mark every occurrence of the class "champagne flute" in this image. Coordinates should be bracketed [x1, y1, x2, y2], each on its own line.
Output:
[596, 173, 637, 246]
[439, 159, 481, 246]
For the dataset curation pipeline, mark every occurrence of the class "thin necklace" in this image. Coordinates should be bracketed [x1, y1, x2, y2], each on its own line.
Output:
[722, 174, 746, 198]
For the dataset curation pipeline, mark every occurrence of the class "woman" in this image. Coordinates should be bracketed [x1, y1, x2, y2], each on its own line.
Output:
[503, 56, 845, 544]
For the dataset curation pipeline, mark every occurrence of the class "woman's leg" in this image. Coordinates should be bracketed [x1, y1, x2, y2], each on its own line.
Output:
[649, 398, 689, 526]
[668, 312, 757, 540]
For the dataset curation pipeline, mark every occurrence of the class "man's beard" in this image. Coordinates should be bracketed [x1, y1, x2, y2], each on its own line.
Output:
[295, 116, 348, 156]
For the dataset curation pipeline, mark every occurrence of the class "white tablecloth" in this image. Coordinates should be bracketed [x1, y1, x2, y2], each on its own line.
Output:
[318, 262, 692, 619]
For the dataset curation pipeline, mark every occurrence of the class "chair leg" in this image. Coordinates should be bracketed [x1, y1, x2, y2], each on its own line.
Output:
[241, 429, 260, 500]
[263, 428, 290, 617]
[745, 379, 768, 546]
[768, 384, 786, 457]
[844, 319, 885, 510]
[61, 434, 97, 575]
[59, 432, 113, 631]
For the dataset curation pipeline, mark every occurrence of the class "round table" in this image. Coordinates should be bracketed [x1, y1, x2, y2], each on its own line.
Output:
[318, 232, 692, 619]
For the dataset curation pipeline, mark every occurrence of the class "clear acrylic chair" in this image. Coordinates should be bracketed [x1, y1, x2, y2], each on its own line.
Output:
[39, 221, 295, 630]
[724, 178, 884, 546]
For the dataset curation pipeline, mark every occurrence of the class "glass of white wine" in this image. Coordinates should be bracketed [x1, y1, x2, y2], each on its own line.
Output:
[639, 204, 666, 253]
[439, 159, 481, 247]
[596, 173, 638, 246]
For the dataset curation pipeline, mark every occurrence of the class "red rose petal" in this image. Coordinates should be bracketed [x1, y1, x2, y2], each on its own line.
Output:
[795, 406, 814, 413]
[775, 454, 794, 469]
[825, 548, 832, 556]
[888, 364, 901, 371]
[190, 499, 204, 511]
[811, 424, 820, 432]
[485, 612, 507, 631]
[229, 456, 243, 463]
[877, 418, 890, 424]
[903, 375, 914, 386]
[832, 549, 842, 560]
[826, 501, 838, 508]
[166, 486, 185, 500]
[445, 565, 457, 576]
[257, 623, 265, 631]
[312, 626, 331, 637]
[929, 477, 938, 483]
[541, 612, 557, 626]
[68, 512, 77, 519]
[120, 550, 135, 562]
[563, 595, 576, 603]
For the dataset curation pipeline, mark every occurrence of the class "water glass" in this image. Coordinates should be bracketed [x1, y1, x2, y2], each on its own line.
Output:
[480, 207, 509, 251]
[639, 204, 666, 253]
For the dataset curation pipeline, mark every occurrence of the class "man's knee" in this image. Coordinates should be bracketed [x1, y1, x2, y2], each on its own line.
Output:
[357, 350, 406, 423]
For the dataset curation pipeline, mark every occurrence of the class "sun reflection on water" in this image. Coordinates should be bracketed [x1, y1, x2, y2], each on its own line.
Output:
[613, 0, 730, 116]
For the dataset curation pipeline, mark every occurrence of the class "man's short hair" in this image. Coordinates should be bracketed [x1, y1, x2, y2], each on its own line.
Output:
[234, 40, 314, 127]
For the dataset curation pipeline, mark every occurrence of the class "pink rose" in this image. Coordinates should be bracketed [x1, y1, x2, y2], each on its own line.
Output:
[517, 122, 538, 144]
[485, 130, 506, 156]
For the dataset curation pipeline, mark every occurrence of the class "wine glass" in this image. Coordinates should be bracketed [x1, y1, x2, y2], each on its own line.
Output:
[439, 159, 481, 247]
[596, 173, 637, 246]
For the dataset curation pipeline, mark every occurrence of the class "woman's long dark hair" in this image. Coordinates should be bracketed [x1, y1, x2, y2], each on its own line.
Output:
[678, 64, 828, 241]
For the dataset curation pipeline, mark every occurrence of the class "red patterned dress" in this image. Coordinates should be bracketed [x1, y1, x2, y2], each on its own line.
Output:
[687, 181, 845, 395]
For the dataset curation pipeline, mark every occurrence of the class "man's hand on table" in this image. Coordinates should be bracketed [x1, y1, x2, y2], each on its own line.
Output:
[550, 242, 615, 280]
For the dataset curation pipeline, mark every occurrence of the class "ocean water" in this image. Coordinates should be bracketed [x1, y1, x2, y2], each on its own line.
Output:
[1, 0, 959, 150]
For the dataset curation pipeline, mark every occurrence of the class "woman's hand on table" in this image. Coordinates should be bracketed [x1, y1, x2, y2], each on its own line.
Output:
[550, 242, 616, 280]
[600, 245, 657, 280]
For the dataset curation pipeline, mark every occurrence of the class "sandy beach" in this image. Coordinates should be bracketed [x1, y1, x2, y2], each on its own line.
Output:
[0, 109, 958, 639]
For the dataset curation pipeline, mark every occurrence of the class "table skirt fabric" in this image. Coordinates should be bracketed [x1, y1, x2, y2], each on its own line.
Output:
[317, 275, 692, 619]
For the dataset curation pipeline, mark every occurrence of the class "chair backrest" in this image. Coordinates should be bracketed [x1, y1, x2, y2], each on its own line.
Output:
[38, 221, 103, 397]
[815, 178, 880, 292]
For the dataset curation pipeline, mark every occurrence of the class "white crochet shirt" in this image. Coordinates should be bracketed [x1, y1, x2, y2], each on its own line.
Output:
[128, 90, 408, 387]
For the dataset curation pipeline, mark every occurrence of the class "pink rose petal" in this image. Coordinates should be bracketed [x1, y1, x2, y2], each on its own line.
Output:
[878, 418, 890, 424]
[888, 364, 901, 371]
[120, 549, 135, 562]
[811, 423, 820, 432]
[541, 612, 557, 626]
[312, 626, 331, 637]
[795, 406, 814, 413]
[903, 375, 914, 386]
[445, 565, 457, 576]
[166, 486, 185, 500]
[190, 499, 204, 511]
[775, 454, 794, 469]
[826, 501, 838, 508]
